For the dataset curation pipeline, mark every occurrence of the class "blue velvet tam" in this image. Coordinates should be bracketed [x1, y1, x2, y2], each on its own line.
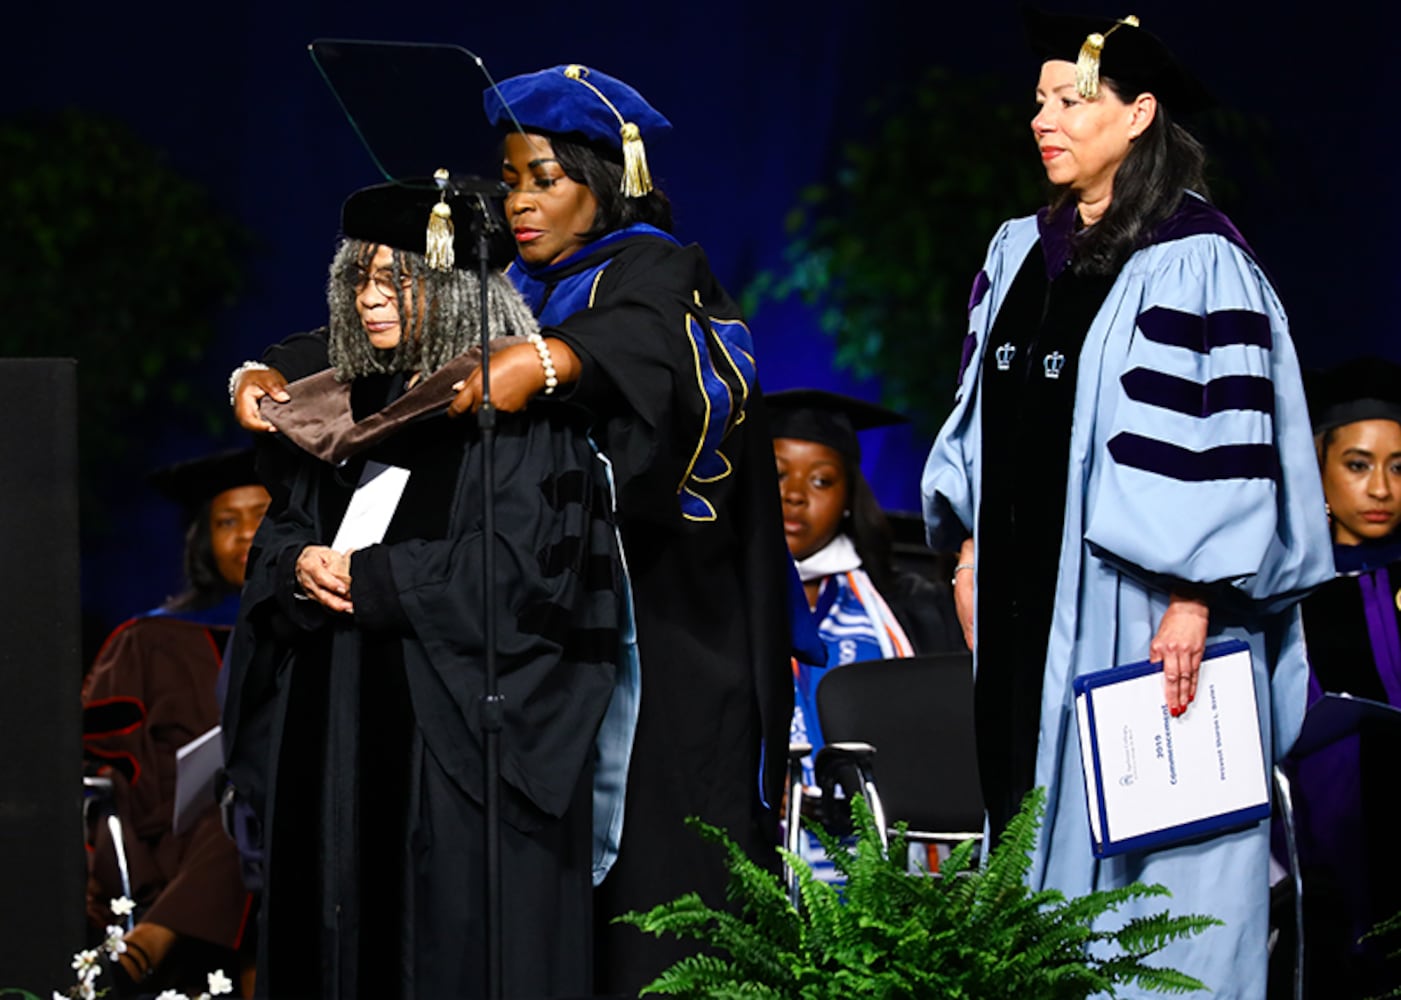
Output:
[483, 64, 671, 195]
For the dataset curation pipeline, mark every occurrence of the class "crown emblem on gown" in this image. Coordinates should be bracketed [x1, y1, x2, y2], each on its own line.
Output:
[995, 343, 1016, 371]
[1043, 351, 1066, 379]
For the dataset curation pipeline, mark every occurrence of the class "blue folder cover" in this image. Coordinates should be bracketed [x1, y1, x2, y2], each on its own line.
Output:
[1073, 639, 1270, 858]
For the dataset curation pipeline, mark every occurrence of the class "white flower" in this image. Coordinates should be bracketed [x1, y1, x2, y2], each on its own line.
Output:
[110, 896, 137, 916]
[207, 969, 234, 996]
[155, 991, 188, 1000]
[77, 979, 96, 1000]
[102, 925, 128, 960]
[70, 949, 100, 976]
[53, 992, 69, 1000]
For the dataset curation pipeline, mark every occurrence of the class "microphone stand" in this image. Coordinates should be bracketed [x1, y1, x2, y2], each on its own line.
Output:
[471, 191, 506, 1000]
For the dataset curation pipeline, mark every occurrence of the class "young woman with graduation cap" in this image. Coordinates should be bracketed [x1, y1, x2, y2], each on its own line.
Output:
[218, 179, 628, 999]
[232, 63, 795, 998]
[769, 389, 961, 880]
[83, 447, 267, 997]
[920, 10, 1331, 995]
[769, 388, 960, 760]
[1278, 357, 1401, 996]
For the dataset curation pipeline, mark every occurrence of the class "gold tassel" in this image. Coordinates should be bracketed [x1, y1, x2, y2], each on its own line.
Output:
[562, 65, 653, 197]
[1075, 32, 1106, 99]
[426, 199, 454, 271]
[619, 122, 653, 198]
[1075, 15, 1140, 101]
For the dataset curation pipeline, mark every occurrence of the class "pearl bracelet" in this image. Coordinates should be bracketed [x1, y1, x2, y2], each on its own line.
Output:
[227, 360, 271, 406]
[951, 562, 975, 586]
[527, 331, 558, 395]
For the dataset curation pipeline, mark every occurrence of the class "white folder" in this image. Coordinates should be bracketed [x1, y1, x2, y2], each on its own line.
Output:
[1074, 640, 1269, 858]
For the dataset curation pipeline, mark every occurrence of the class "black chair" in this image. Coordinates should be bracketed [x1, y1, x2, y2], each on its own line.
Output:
[812, 653, 985, 858]
[1268, 693, 1401, 1000]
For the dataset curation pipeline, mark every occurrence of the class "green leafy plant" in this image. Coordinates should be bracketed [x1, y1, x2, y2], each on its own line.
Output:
[0, 110, 250, 531]
[619, 788, 1220, 998]
[741, 66, 1044, 435]
[1362, 908, 1401, 999]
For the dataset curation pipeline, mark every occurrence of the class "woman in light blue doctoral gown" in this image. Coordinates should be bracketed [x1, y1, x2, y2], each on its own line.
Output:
[921, 11, 1332, 997]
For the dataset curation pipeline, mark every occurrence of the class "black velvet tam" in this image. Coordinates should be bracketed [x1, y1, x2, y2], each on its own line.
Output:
[1305, 356, 1401, 435]
[1022, 6, 1214, 113]
[339, 177, 514, 270]
[147, 446, 258, 520]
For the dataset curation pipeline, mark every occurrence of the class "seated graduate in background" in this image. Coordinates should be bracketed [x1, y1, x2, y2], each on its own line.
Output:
[1278, 357, 1401, 997]
[218, 178, 626, 1000]
[83, 447, 267, 997]
[768, 388, 962, 780]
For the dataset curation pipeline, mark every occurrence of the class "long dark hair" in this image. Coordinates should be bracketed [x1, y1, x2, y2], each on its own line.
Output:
[162, 500, 238, 612]
[843, 464, 897, 595]
[1053, 80, 1209, 276]
[546, 133, 674, 239]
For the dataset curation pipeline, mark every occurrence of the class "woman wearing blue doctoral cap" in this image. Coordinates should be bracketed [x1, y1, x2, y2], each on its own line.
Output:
[232, 64, 795, 998]
[920, 9, 1332, 996]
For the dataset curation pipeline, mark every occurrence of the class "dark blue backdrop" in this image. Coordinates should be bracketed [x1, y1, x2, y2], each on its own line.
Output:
[12, 0, 1398, 639]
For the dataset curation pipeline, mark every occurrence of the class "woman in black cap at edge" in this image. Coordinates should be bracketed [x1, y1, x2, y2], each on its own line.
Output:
[218, 178, 627, 999]
[920, 10, 1331, 996]
[83, 448, 267, 997]
[1276, 357, 1401, 996]
[229, 65, 795, 998]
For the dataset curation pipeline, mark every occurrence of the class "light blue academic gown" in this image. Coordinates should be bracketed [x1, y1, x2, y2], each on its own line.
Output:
[922, 196, 1333, 998]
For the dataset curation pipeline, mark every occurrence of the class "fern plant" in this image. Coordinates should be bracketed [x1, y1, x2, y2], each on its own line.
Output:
[618, 788, 1220, 998]
[1362, 908, 1401, 999]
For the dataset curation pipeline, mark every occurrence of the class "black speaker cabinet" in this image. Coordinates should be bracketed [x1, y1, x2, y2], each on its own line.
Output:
[0, 359, 84, 988]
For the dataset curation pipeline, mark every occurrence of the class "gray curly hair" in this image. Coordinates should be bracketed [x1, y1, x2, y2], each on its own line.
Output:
[326, 239, 539, 380]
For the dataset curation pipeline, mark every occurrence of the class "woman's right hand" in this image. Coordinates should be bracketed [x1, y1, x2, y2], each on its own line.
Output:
[295, 545, 353, 614]
[233, 366, 289, 433]
[954, 537, 975, 651]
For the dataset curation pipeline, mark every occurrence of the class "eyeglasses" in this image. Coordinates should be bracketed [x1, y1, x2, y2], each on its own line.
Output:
[355, 269, 413, 298]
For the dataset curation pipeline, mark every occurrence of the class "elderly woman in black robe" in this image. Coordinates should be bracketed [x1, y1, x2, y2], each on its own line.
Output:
[219, 179, 625, 999]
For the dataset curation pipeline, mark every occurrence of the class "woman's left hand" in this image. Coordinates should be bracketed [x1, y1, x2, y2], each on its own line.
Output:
[1150, 593, 1209, 716]
[449, 338, 580, 416]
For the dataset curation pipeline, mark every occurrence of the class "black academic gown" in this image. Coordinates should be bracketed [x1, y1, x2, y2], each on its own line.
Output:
[250, 226, 795, 998]
[513, 229, 793, 997]
[221, 371, 622, 1000]
[974, 223, 1117, 844]
[883, 570, 963, 656]
[1287, 538, 1401, 996]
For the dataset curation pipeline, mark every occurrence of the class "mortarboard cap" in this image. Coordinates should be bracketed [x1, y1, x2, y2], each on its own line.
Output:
[483, 64, 672, 197]
[1305, 357, 1401, 435]
[1022, 8, 1214, 114]
[767, 389, 908, 464]
[340, 174, 515, 271]
[147, 447, 260, 522]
